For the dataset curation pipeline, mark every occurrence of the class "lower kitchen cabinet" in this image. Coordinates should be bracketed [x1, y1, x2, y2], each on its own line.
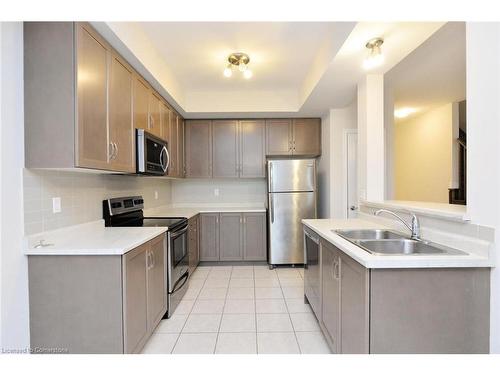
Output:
[199, 212, 267, 262]
[199, 213, 220, 261]
[243, 212, 267, 260]
[219, 213, 243, 260]
[316, 237, 490, 354]
[188, 214, 200, 273]
[320, 240, 341, 353]
[28, 234, 166, 354]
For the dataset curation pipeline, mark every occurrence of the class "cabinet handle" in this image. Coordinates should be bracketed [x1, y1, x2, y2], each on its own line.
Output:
[108, 142, 114, 160]
[146, 250, 150, 269]
[113, 142, 118, 159]
[150, 251, 155, 268]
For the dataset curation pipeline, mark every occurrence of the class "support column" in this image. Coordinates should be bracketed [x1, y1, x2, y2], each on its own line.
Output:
[357, 74, 385, 202]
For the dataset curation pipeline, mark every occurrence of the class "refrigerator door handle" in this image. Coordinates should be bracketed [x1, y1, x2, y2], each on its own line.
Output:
[269, 161, 273, 191]
[270, 194, 275, 223]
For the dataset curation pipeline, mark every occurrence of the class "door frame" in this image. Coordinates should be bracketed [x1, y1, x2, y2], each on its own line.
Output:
[342, 129, 358, 219]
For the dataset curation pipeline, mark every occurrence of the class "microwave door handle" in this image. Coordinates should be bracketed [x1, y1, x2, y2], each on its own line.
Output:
[161, 146, 170, 172]
[159, 147, 166, 173]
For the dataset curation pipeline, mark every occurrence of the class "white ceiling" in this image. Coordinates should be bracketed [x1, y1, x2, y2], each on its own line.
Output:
[139, 22, 339, 91]
[384, 22, 466, 121]
[93, 21, 449, 118]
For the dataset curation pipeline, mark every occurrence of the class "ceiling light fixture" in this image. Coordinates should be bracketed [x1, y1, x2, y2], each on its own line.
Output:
[363, 37, 384, 70]
[394, 107, 417, 119]
[223, 52, 252, 79]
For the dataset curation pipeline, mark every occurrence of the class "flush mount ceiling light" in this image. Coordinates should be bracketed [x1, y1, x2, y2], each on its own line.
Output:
[223, 52, 252, 79]
[363, 37, 384, 70]
[394, 107, 417, 119]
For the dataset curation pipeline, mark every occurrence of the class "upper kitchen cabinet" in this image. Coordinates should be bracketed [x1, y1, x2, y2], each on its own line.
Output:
[212, 120, 239, 178]
[166, 110, 184, 178]
[75, 24, 109, 170]
[108, 54, 135, 173]
[265, 118, 321, 157]
[239, 120, 266, 178]
[24, 22, 135, 173]
[148, 91, 162, 138]
[266, 119, 292, 156]
[133, 75, 150, 132]
[292, 118, 321, 156]
[178, 115, 185, 177]
[185, 120, 212, 178]
[160, 102, 171, 146]
[184, 119, 266, 179]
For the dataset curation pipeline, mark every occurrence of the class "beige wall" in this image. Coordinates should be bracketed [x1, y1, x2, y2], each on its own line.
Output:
[23, 170, 172, 235]
[394, 103, 453, 203]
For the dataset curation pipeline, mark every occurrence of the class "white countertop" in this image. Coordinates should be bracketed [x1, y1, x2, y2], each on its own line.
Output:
[24, 220, 167, 256]
[302, 218, 493, 268]
[144, 204, 267, 219]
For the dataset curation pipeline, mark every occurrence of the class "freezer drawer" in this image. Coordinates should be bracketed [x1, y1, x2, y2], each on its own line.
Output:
[267, 159, 316, 192]
[268, 191, 316, 265]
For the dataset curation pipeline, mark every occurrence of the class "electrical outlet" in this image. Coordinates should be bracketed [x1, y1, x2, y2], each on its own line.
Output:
[154, 191, 158, 200]
[214, 188, 219, 197]
[52, 197, 61, 213]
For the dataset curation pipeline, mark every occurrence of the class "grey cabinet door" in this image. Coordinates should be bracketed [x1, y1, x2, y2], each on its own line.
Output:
[147, 235, 166, 333]
[321, 239, 341, 353]
[243, 213, 267, 260]
[266, 119, 292, 156]
[339, 252, 369, 354]
[219, 213, 243, 261]
[185, 120, 212, 178]
[239, 120, 265, 178]
[123, 243, 148, 354]
[212, 120, 239, 178]
[177, 115, 185, 177]
[168, 112, 178, 177]
[75, 24, 109, 170]
[292, 119, 321, 156]
[133, 76, 150, 132]
[199, 213, 220, 261]
[160, 102, 171, 143]
[108, 53, 135, 173]
[148, 92, 162, 138]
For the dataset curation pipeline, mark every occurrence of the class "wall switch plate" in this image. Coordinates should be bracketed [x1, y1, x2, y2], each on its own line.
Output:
[154, 191, 158, 200]
[214, 188, 219, 197]
[52, 197, 61, 213]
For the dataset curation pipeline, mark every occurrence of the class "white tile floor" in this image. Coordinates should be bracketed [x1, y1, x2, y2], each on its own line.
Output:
[141, 265, 331, 354]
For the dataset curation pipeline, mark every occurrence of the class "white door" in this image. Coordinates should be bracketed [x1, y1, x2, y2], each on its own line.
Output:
[346, 132, 358, 218]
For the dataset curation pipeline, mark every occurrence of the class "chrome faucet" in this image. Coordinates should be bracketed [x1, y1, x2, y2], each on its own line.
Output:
[374, 209, 421, 240]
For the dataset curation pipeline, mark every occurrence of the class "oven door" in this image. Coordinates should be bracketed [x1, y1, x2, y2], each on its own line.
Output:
[167, 223, 189, 293]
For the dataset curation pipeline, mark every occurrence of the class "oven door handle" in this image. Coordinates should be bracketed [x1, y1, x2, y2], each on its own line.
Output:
[170, 225, 188, 239]
[171, 271, 189, 294]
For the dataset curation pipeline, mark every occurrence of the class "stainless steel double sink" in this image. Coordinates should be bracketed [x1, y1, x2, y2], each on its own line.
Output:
[333, 229, 466, 256]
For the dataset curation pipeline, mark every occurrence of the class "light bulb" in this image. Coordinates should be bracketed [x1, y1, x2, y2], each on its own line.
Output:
[238, 63, 247, 72]
[243, 69, 253, 79]
[363, 53, 384, 70]
[223, 66, 232, 78]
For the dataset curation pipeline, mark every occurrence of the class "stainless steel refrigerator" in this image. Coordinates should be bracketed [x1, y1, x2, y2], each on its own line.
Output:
[267, 158, 317, 267]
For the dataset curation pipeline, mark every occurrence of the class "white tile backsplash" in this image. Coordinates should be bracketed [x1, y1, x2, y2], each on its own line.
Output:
[23, 169, 172, 235]
[171, 178, 266, 204]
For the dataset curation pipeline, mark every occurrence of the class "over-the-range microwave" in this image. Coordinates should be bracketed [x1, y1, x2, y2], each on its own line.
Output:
[136, 129, 170, 176]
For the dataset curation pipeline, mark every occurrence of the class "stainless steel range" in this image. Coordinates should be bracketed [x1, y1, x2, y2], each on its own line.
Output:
[103, 196, 189, 318]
